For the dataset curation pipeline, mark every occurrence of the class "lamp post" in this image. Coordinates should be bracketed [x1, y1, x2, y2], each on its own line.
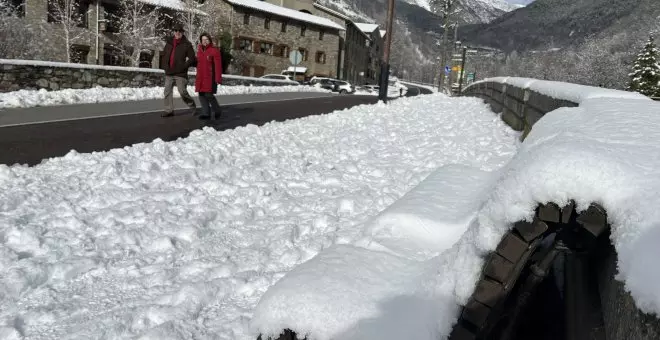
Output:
[95, 1, 107, 65]
[378, 0, 395, 102]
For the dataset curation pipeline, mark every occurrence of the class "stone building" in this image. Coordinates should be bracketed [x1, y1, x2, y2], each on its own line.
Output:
[343, 21, 371, 85]
[212, 0, 344, 79]
[7, 0, 200, 67]
[355, 23, 385, 85]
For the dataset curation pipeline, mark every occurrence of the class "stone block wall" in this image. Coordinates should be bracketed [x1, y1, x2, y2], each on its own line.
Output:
[462, 81, 577, 140]
[0, 60, 298, 93]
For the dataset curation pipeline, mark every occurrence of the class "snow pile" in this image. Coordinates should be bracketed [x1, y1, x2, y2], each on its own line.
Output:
[252, 165, 497, 340]
[0, 93, 519, 339]
[473, 76, 650, 103]
[0, 85, 331, 109]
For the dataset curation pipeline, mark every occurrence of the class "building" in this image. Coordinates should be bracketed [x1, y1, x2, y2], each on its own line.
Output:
[7, 0, 201, 67]
[354, 23, 385, 85]
[342, 21, 371, 85]
[211, 0, 344, 79]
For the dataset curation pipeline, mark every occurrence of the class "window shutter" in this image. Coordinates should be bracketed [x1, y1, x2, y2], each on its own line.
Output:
[273, 45, 281, 57]
[253, 40, 260, 53]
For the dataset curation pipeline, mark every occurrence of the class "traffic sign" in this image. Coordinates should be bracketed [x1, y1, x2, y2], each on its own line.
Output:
[444, 66, 451, 74]
[289, 50, 303, 65]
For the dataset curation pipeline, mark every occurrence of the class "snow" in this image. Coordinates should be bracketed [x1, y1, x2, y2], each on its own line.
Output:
[354, 23, 379, 35]
[227, 0, 344, 30]
[138, 0, 207, 15]
[0, 93, 519, 339]
[253, 80, 660, 339]
[0, 85, 330, 109]
[472, 77, 651, 103]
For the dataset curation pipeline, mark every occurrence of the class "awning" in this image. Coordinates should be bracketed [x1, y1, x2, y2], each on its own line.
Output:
[285, 66, 308, 73]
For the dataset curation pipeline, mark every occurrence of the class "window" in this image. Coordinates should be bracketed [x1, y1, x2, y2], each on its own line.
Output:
[243, 13, 250, 25]
[300, 25, 306, 37]
[281, 22, 287, 32]
[139, 51, 153, 68]
[315, 51, 326, 64]
[47, 0, 89, 28]
[274, 45, 289, 58]
[319, 30, 324, 40]
[253, 65, 266, 77]
[6, 0, 25, 17]
[264, 17, 270, 29]
[103, 44, 125, 66]
[69, 44, 89, 63]
[242, 65, 251, 76]
[239, 38, 253, 52]
[298, 48, 308, 61]
[260, 42, 273, 55]
[104, 3, 121, 33]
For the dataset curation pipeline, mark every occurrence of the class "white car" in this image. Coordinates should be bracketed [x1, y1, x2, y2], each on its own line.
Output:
[260, 74, 294, 81]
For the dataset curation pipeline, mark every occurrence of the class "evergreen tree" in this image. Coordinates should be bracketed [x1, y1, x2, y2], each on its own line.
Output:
[627, 35, 660, 97]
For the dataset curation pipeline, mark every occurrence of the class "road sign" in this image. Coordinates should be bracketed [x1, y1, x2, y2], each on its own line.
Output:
[452, 66, 462, 72]
[444, 66, 451, 74]
[467, 72, 475, 82]
[289, 50, 303, 65]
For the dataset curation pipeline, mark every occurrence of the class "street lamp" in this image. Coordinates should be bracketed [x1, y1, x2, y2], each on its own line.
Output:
[95, 1, 107, 65]
[378, 0, 395, 102]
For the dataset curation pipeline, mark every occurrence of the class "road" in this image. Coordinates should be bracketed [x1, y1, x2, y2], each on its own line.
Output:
[0, 84, 433, 166]
[0, 94, 380, 166]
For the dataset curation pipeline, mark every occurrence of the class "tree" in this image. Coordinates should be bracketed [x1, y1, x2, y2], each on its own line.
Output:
[627, 35, 660, 97]
[218, 31, 233, 73]
[115, 0, 161, 67]
[47, 0, 91, 62]
[430, 0, 461, 92]
[0, 1, 57, 60]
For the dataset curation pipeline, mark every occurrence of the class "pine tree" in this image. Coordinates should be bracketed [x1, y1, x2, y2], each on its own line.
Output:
[627, 35, 660, 97]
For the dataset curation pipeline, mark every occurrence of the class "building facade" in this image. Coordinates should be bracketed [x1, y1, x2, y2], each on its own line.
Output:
[7, 0, 195, 67]
[343, 21, 370, 85]
[211, 0, 343, 79]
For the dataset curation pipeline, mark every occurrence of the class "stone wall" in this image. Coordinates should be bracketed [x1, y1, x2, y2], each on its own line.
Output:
[0, 60, 298, 93]
[462, 80, 660, 340]
[462, 81, 577, 140]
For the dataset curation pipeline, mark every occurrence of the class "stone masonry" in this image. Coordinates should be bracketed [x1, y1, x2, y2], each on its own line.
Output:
[211, 0, 341, 78]
[0, 61, 298, 93]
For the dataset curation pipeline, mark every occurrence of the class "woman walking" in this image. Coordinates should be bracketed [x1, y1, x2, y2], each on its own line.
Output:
[195, 32, 223, 120]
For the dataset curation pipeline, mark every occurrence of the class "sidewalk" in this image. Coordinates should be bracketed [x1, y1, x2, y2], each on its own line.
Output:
[0, 92, 336, 127]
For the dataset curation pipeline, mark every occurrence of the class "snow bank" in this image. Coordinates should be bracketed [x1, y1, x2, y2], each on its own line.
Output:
[356, 165, 494, 261]
[251, 164, 497, 340]
[0, 85, 330, 109]
[0, 94, 519, 339]
[472, 76, 650, 103]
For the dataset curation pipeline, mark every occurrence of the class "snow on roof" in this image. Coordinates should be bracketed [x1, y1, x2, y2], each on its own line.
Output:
[137, 0, 207, 15]
[226, 0, 344, 30]
[312, 2, 350, 21]
[380, 29, 386, 37]
[354, 22, 379, 34]
[284, 66, 308, 73]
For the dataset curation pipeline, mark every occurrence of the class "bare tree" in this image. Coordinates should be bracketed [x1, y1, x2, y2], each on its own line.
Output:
[47, 0, 90, 62]
[430, 0, 461, 91]
[0, 2, 58, 60]
[115, 0, 162, 67]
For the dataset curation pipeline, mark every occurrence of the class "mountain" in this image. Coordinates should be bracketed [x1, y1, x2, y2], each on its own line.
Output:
[460, 0, 660, 53]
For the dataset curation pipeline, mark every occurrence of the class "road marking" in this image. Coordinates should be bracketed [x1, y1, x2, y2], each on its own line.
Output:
[0, 94, 340, 128]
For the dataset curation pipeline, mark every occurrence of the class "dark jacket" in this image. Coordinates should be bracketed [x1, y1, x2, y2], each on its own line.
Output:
[161, 35, 196, 77]
[195, 43, 222, 93]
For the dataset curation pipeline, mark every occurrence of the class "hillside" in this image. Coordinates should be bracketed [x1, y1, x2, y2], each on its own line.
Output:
[460, 0, 659, 53]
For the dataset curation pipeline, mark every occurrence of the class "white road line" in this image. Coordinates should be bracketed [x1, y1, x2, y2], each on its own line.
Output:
[0, 94, 335, 128]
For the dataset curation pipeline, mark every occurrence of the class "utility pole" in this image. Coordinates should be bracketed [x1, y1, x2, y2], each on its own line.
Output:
[378, 0, 395, 102]
[438, 0, 453, 93]
[457, 46, 467, 94]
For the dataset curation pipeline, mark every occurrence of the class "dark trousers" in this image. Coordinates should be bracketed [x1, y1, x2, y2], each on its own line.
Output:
[198, 92, 222, 119]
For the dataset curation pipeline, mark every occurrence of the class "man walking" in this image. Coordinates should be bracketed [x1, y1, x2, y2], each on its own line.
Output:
[161, 24, 196, 117]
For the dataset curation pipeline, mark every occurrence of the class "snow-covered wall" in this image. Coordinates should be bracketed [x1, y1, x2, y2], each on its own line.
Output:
[462, 77, 660, 339]
[0, 59, 298, 93]
[462, 77, 650, 139]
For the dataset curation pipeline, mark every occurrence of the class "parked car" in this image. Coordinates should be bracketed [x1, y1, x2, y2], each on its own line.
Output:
[260, 74, 294, 81]
[333, 80, 355, 94]
[310, 78, 337, 91]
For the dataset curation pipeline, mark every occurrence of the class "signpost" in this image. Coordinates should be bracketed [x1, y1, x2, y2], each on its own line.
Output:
[289, 50, 303, 82]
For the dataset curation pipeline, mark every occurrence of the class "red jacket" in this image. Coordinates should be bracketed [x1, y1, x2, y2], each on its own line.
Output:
[195, 43, 222, 93]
